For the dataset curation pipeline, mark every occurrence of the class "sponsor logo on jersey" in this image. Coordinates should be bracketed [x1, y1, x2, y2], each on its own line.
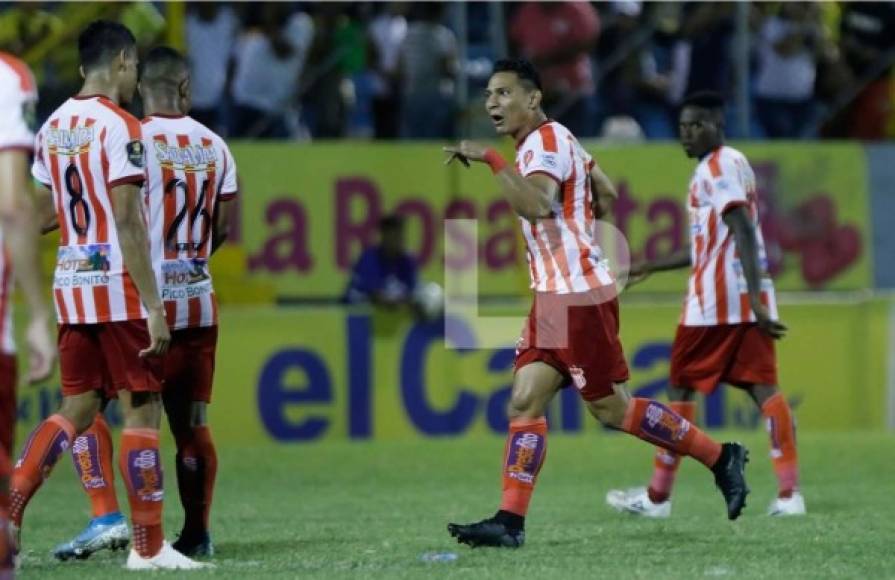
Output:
[153, 140, 217, 172]
[47, 126, 94, 156]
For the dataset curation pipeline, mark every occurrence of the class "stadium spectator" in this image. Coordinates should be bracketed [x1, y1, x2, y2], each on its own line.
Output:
[509, 1, 601, 137]
[185, 4, 240, 135]
[837, 2, 895, 140]
[677, 3, 735, 97]
[231, 4, 314, 138]
[343, 215, 419, 308]
[302, 4, 359, 139]
[397, 3, 458, 140]
[367, 2, 408, 139]
[753, 2, 823, 138]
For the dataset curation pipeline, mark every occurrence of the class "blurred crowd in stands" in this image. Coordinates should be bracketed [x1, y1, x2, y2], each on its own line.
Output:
[2, 1, 893, 141]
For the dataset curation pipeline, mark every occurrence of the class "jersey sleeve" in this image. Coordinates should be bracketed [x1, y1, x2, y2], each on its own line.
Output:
[518, 126, 571, 184]
[219, 141, 238, 200]
[30, 130, 51, 187]
[104, 118, 145, 189]
[706, 152, 749, 215]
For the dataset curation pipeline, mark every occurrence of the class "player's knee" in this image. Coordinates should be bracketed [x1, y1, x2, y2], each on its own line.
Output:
[507, 387, 542, 419]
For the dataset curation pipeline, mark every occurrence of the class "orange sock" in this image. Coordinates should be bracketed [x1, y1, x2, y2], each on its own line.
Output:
[647, 401, 696, 503]
[119, 429, 164, 558]
[761, 393, 799, 498]
[9, 414, 76, 526]
[175, 426, 218, 535]
[72, 414, 120, 518]
[499, 417, 548, 517]
[622, 398, 721, 468]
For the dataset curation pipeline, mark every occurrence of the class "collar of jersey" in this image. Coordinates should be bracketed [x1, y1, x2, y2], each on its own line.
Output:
[515, 119, 553, 150]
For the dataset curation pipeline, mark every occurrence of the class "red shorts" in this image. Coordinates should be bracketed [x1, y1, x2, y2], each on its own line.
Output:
[0, 353, 18, 456]
[164, 326, 218, 403]
[59, 321, 164, 398]
[670, 324, 778, 393]
[514, 293, 630, 402]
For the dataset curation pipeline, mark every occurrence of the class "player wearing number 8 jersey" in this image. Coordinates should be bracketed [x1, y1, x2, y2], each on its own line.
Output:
[52, 47, 236, 562]
[9, 21, 206, 571]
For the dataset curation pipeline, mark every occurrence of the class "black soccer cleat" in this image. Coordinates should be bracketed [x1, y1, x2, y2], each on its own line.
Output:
[172, 530, 214, 558]
[447, 516, 525, 548]
[712, 442, 750, 520]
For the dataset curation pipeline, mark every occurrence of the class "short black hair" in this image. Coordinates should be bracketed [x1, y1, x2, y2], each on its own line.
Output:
[78, 20, 137, 72]
[681, 91, 725, 112]
[140, 46, 189, 89]
[379, 214, 405, 232]
[492, 59, 543, 92]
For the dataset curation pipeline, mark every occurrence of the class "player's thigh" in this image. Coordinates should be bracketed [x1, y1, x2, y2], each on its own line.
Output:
[58, 324, 108, 397]
[510, 361, 564, 418]
[99, 320, 164, 396]
[670, 325, 739, 393]
[726, 325, 778, 395]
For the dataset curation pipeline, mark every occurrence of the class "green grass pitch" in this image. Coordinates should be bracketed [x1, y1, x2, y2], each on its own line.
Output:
[13, 430, 893, 579]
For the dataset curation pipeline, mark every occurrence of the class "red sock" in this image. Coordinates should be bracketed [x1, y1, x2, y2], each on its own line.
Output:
[622, 398, 721, 469]
[175, 426, 218, 535]
[118, 429, 164, 558]
[499, 417, 548, 517]
[761, 393, 799, 498]
[647, 401, 696, 503]
[9, 414, 76, 526]
[72, 414, 120, 518]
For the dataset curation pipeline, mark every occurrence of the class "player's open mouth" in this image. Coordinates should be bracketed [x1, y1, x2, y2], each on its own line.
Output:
[491, 114, 504, 127]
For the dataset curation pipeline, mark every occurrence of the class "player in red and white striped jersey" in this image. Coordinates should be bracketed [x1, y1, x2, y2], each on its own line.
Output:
[0, 49, 56, 580]
[55, 46, 236, 561]
[9, 22, 206, 571]
[444, 60, 751, 549]
[607, 92, 804, 519]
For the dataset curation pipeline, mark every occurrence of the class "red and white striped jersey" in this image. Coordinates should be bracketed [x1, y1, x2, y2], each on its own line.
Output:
[514, 121, 614, 294]
[32, 95, 147, 324]
[0, 52, 37, 152]
[0, 52, 37, 353]
[141, 114, 237, 330]
[682, 145, 778, 326]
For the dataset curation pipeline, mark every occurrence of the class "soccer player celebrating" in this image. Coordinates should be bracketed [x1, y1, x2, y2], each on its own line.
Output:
[52, 46, 236, 561]
[606, 92, 804, 518]
[444, 60, 750, 549]
[8, 21, 206, 570]
[0, 49, 56, 579]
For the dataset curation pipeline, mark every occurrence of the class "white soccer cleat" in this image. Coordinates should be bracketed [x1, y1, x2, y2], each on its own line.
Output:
[768, 491, 806, 516]
[606, 487, 672, 518]
[125, 541, 213, 571]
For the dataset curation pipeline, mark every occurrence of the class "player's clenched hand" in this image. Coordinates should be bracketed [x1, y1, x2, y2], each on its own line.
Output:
[25, 316, 56, 384]
[753, 302, 787, 339]
[443, 141, 489, 167]
[140, 308, 171, 358]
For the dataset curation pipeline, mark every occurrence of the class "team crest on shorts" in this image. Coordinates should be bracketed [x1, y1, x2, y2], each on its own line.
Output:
[569, 366, 587, 390]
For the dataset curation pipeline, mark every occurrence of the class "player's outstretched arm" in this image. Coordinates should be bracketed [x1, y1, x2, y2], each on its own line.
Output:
[110, 183, 170, 356]
[0, 149, 55, 382]
[444, 141, 557, 221]
[723, 206, 786, 339]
